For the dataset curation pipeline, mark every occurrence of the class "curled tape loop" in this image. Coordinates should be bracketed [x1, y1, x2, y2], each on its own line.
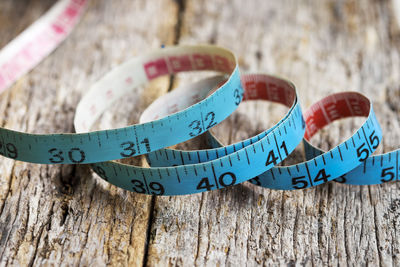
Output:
[76, 45, 247, 195]
[207, 84, 382, 190]
[303, 96, 397, 186]
[1, 44, 242, 164]
[140, 74, 305, 195]
[145, 74, 383, 192]
[0, 1, 394, 195]
[250, 92, 383, 189]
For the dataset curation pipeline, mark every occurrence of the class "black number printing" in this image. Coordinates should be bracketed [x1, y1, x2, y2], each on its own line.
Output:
[234, 88, 242, 105]
[188, 120, 202, 137]
[0, 142, 18, 159]
[218, 172, 237, 187]
[68, 148, 85, 163]
[120, 141, 136, 157]
[48, 148, 86, 163]
[205, 112, 217, 129]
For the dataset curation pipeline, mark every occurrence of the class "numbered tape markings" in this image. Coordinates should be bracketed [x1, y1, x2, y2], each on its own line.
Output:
[115, 73, 305, 195]
[245, 91, 382, 190]
[303, 94, 398, 185]
[0, 45, 241, 164]
[0, 0, 390, 194]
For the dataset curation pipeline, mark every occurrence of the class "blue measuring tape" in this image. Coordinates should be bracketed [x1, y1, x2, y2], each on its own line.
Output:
[0, 45, 242, 165]
[248, 91, 383, 190]
[143, 74, 383, 191]
[0, 0, 393, 195]
[224, 91, 383, 190]
[303, 95, 398, 186]
[130, 74, 305, 195]
[232, 91, 382, 189]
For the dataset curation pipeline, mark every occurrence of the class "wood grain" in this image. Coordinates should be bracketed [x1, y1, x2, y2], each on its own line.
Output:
[147, 0, 400, 266]
[1, 0, 400, 266]
[0, 0, 178, 266]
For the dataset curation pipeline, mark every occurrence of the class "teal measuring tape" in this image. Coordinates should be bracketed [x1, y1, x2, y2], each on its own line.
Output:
[143, 74, 383, 191]
[246, 91, 383, 190]
[0, 0, 394, 196]
[126, 73, 305, 195]
[0, 45, 242, 164]
[303, 96, 398, 186]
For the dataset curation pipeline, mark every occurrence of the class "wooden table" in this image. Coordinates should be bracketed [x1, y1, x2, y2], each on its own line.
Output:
[1, 0, 400, 265]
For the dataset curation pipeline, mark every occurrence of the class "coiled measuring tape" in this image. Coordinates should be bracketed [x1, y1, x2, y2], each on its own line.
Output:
[0, 45, 241, 165]
[234, 91, 382, 189]
[0, 0, 389, 193]
[131, 74, 305, 195]
[303, 95, 399, 186]
[0, 0, 88, 93]
[217, 91, 382, 190]
[144, 74, 383, 191]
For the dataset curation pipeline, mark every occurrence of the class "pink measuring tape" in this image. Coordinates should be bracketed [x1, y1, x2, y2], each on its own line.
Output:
[0, 0, 88, 93]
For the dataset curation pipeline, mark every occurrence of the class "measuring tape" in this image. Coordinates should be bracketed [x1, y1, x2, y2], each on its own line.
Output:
[127, 73, 305, 195]
[226, 90, 382, 190]
[143, 74, 383, 191]
[0, 0, 392, 194]
[0, 0, 88, 93]
[1, 44, 241, 164]
[303, 96, 399, 186]
[233, 91, 382, 189]
[0, 2, 242, 165]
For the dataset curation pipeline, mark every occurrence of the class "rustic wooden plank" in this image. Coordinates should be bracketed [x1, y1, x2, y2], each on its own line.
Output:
[0, 0, 179, 265]
[146, 0, 400, 265]
[3, 0, 400, 266]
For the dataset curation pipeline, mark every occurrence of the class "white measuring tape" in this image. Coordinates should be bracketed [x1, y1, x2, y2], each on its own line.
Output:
[0, 0, 396, 195]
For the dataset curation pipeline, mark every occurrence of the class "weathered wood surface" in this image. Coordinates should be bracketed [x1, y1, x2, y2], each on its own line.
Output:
[1, 0, 400, 266]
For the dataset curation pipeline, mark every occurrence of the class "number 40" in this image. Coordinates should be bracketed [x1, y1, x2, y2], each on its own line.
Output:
[196, 172, 237, 191]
